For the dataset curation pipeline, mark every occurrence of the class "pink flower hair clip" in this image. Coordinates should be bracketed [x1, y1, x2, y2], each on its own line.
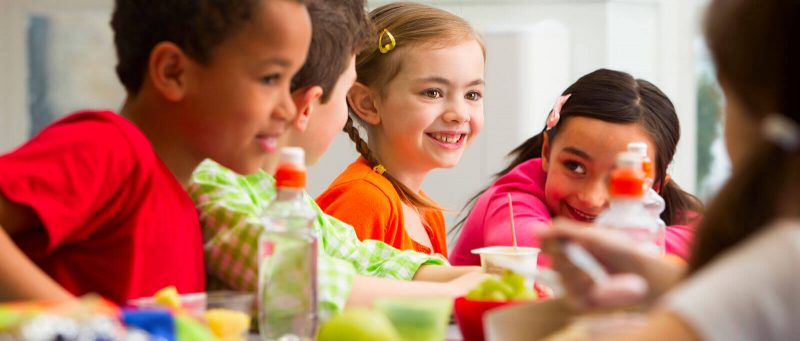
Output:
[546, 94, 572, 131]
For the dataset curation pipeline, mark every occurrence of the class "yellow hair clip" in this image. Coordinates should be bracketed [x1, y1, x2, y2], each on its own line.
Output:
[372, 164, 387, 175]
[378, 29, 396, 54]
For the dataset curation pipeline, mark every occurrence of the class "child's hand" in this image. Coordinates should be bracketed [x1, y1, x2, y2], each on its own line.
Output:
[448, 271, 492, 298]
[538, 218, 677, 309]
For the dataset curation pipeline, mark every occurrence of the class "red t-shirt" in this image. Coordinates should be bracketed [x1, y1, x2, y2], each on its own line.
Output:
[0, 110, 204, 303]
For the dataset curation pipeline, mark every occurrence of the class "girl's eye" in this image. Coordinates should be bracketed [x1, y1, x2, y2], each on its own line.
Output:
[465, 91, 482, 101]
[421, 89, 443, 99]
[563, 161, 586, 175]
[261, 73, 281, 85]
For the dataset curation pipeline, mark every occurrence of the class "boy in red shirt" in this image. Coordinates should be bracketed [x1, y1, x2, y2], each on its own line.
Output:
[0, 0, 311, 303]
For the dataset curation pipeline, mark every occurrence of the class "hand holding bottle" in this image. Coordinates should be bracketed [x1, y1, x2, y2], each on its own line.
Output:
[539, 219, 683, 309]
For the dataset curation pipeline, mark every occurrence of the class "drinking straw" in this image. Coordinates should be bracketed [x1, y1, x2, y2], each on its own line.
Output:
[507, 193, 518, 251]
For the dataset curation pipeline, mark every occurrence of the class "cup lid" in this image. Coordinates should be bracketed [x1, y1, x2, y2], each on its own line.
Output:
[471, 246, 540, 255]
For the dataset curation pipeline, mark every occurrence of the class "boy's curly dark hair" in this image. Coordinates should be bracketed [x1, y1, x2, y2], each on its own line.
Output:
[111, 0, 304, 94]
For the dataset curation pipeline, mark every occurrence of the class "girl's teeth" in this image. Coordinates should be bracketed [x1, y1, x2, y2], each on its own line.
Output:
[431, 134, 460, 144]
[573, 209, 595, 221]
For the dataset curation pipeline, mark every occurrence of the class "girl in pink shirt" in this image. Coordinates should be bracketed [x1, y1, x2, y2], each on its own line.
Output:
[450, 69, 702, 266]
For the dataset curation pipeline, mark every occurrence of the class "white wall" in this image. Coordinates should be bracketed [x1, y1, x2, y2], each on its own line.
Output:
[0, 0, 118, 152]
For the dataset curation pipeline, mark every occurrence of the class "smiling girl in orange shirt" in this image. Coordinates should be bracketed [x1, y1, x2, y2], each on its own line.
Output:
[316, 3, 485, 259]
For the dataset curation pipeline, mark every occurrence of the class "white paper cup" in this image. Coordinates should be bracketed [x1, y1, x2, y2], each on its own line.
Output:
[471, 246, 540, 278]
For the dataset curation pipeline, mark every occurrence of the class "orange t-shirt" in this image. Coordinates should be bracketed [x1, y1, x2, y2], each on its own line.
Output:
[316, 157, 448, 258]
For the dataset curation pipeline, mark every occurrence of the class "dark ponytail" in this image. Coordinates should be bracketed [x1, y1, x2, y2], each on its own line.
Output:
[659, 180, 701, 225]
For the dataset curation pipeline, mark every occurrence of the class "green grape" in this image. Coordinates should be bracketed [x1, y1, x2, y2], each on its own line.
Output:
[466, 287, 484, 300]
[486, 291, 506, 301]
[502, 270, 526, 292]
[501, 270, 537, 301]
[478, 277, 503, 293]
[468, 271, 539, 301]
[512, 288, 537, 301]
[481, 277, 513, 299]
[498, 281, 515, 299]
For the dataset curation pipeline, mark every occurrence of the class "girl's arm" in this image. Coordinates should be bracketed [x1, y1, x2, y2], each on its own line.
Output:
[0, 194, 74, 301]
[412, 264, 482, 282]
[346, 271, 489, 308]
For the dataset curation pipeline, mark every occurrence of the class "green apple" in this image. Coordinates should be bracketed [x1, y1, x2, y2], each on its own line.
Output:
[318, 308, 401, 341]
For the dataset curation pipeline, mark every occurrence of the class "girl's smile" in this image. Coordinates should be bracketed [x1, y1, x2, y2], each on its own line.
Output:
[542, 117, 657, 223]
[565, 203, 598, 222]
[370, 40, 485, 176]
[425, 131, 469, 150]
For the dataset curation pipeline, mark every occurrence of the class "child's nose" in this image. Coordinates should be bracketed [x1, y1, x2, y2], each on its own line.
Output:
[442, 99, 470, 123]
[578, 181, 609, 211]
[273, 91, 298, 122]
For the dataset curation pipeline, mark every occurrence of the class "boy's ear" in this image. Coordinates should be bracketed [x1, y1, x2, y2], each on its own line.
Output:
[291, 86, 323, 131]
[541, 133, 551, 171]
[347, 82, 381, 125]
[147, 42, 190, 101]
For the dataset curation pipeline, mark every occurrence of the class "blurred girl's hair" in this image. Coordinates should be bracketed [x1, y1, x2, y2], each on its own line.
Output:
[689, 0, 800, 273]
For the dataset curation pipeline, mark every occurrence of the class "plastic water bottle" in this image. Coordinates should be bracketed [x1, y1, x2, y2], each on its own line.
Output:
[258, 147, 319, 341]
[595, 151, 663, 254]
[627, 142, 666, 252]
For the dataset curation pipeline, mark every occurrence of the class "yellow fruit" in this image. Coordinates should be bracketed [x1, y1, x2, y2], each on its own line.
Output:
[154, 286, 181, 310]
[204, 309, 251, 339]
[318, 308, 401, 341]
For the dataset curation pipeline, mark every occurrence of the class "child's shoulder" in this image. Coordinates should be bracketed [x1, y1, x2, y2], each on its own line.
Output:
[1, 110, 160, 184]
[492, 158, 546, 191]
[54, 109, 133, 130]
[318, 158, 400, 205]
[43, 110, 149, 151]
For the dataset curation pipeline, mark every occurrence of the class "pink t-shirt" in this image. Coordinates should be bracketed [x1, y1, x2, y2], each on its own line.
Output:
[450, 158, 694, 267]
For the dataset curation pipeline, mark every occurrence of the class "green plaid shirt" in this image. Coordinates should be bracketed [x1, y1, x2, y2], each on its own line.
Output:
[189, 160, 444, 320]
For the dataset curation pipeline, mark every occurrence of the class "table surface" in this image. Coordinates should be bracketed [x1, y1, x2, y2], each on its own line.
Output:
[247, 323, 463, 340]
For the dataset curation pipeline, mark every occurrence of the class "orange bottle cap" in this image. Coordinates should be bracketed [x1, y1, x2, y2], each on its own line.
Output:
[610, 167, 644, 197]
[275, 163, 306, 188]
[642, 159, 654, 180]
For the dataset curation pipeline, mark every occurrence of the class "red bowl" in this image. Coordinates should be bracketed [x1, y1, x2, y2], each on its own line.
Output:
[453, 296, 528, 341]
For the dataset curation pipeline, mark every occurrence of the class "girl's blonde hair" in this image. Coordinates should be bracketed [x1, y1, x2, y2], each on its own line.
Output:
[344, 2, 485, 210]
